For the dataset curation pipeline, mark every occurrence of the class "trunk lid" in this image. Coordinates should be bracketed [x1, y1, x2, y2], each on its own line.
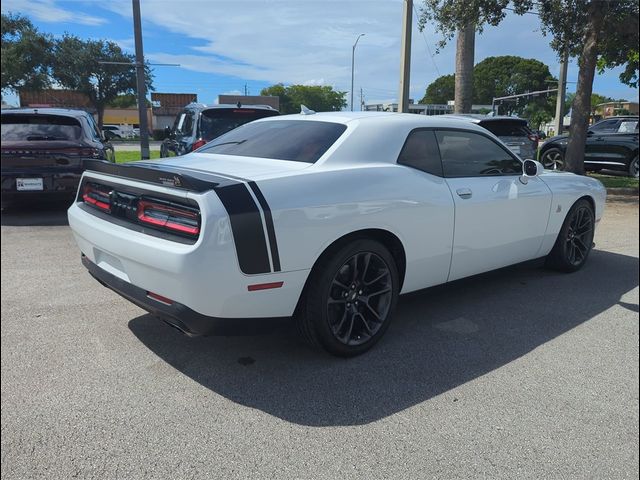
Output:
[146, 152, 311, 180]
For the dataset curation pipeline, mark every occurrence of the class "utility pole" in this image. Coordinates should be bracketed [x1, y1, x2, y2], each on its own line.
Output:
[244, 84, 248, 96]
[132, 0, 149, 160]
[398, 0, 412, 113]
[350, 33, 365, 111]
[554, 50, 569, 136]
[360, 87, 364, 111]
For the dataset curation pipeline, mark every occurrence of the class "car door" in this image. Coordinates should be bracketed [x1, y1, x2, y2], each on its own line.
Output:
[585, 120, 638, 168]
[435, 129, 553, 281]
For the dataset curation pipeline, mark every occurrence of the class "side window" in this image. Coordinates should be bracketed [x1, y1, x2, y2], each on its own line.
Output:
[173, 112, 186, 134]
[591, 119, 618, 133]
[181, 112, 194, 136]
[397, 129, 443, 177]
[85, 114, 102, 141]
[435, 130, 522, 178]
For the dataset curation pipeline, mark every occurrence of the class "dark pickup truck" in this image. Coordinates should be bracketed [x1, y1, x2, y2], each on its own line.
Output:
[1, 108, 115, 206]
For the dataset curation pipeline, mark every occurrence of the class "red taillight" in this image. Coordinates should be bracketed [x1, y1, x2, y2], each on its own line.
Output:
[137, 199, 200, 236]
[82, 183, 111, 212]
[192, 139, 207, 151]
[247, 281, 284, 292]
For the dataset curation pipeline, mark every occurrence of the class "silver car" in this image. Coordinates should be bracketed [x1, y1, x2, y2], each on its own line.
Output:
[446, 114, 539, 160]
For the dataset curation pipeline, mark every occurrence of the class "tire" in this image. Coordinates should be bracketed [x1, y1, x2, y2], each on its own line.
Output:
[629, 155, 639, 179]
[545, 198, 595, 273]
[297, 238, 400, 357]
[540, 147, 564, 170]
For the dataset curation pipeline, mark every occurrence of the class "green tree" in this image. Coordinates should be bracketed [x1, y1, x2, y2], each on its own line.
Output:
[260, 84, 346, 114]
[52, 35, 154, 128]
[420, 74, 454, 104]
[1, 13, 53, 92]
[535, 0, 639, 174]
[418, 1, 531, 113]
[108, 93, 151, 108]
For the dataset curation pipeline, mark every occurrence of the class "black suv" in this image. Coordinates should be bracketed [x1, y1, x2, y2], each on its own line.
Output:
[1, 108, 115, 204]
[539, 116, 639, 177]
[160, 103, 279, 157]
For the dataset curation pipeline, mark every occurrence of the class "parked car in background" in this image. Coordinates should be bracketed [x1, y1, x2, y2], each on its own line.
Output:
[160, 103, 279, 157]
[539, 116, 639, 178]
[69, 112, 605, 357]
[102, 124, 134, 140]
[1, 108, 115, 205]
[445, 114, 539, 160]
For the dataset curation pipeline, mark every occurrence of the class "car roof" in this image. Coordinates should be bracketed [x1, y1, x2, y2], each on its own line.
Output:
[185, 103, 278, 112]
[443, 114, 528, 125]
[0, 107, 91, 118]
[255, 111, 496, 133]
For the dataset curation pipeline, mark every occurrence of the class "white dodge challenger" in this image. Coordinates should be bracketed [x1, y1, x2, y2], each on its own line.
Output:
[68, 112, 606, 356]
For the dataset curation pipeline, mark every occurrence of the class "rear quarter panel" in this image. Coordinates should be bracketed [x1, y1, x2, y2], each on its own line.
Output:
[257, 163, 456, 294]
[538, 172, 606, 255]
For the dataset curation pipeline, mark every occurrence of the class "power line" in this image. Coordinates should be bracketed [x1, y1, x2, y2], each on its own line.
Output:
[412, 3, 441, 76]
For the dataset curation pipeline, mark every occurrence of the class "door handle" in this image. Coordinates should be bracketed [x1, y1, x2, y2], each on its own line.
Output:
[456, 188, 472, 199]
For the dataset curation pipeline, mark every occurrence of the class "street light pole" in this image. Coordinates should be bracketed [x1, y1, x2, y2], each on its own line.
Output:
[351, 33, 365, 111]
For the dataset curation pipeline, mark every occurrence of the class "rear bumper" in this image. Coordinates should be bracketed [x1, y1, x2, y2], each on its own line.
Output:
[82, 255, 290, 336]
[1, 167, 83, 195]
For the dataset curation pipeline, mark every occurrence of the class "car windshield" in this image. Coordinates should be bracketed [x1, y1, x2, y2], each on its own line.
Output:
[1, 114, 82, 141]
[480, 121, 531, 137]
[199, 108, 279, 141]
[199, 120, 347, 163]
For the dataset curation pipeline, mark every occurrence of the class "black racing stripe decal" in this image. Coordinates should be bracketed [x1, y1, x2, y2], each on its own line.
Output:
[215, 183, 271, 275]
[248, 181, 281, 272]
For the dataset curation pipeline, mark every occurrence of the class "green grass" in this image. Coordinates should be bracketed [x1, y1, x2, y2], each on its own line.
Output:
[589, 173, 639, 189]
[115, 150, 161, 163]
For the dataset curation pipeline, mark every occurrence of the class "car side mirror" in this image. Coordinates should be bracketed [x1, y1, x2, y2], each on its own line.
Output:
[521, 159, 543, 184]
[164, 126, 173, 139]
[587, 130, 594, 136]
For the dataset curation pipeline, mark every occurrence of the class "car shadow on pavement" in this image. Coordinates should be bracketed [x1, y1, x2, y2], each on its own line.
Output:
[0, 197, 72, 226]
[128, 249, 638, 427]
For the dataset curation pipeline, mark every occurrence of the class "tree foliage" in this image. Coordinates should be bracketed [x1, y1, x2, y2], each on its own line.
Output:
[52, 34, 154, 127]
[418, 0, 531, 51]
[260, 84, 346, 114]
[1, 13, 53, 92]
[420, 55, 556, 125]
[420, 74, 454, 104]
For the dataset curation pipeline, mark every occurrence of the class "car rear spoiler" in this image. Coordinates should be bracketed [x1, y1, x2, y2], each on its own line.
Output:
[82, 159, 239, 192]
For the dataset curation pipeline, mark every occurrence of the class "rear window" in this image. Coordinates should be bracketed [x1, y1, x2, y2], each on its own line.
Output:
[199, 108, 279, 141]
[199, 120, 347, 163]
[480, 121, 531, 137]
[1, 114, 82, 141]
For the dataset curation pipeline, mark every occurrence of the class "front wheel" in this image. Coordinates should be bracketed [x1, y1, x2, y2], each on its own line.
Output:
[545, 199, 595, 272]
[298, 239, 399, 357]
[540, 147, 564, 170]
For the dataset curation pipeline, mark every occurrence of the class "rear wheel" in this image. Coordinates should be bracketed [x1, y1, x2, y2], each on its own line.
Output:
[545, 199, 595, 272]
[298, 239, 399, 357]
[540, 147, 564, 170]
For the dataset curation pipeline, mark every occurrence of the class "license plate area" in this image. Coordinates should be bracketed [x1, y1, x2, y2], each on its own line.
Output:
[16, 178, 44, 191]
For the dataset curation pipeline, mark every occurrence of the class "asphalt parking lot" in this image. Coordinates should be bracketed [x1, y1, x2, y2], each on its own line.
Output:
[1, 196, 638, 480]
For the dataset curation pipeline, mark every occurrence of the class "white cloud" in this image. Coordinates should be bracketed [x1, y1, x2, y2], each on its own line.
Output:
[2, 0, 107, 26]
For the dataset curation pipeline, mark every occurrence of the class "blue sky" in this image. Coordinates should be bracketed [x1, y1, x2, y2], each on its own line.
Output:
[2, 0, 638, 108]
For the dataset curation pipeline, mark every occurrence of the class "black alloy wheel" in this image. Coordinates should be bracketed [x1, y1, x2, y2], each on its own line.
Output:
[298, 238, 399, 357]
[540, 147, 564, 170]
[327, 252, 393, 346]
[546, 199, 595, 272]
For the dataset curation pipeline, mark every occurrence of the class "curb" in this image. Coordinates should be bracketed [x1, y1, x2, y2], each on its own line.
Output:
[606, 187, 639, 196]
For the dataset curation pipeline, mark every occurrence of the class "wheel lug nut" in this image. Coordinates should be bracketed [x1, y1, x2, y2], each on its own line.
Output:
[351, 284, 355, 289]
[358, 290, 363, 294]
